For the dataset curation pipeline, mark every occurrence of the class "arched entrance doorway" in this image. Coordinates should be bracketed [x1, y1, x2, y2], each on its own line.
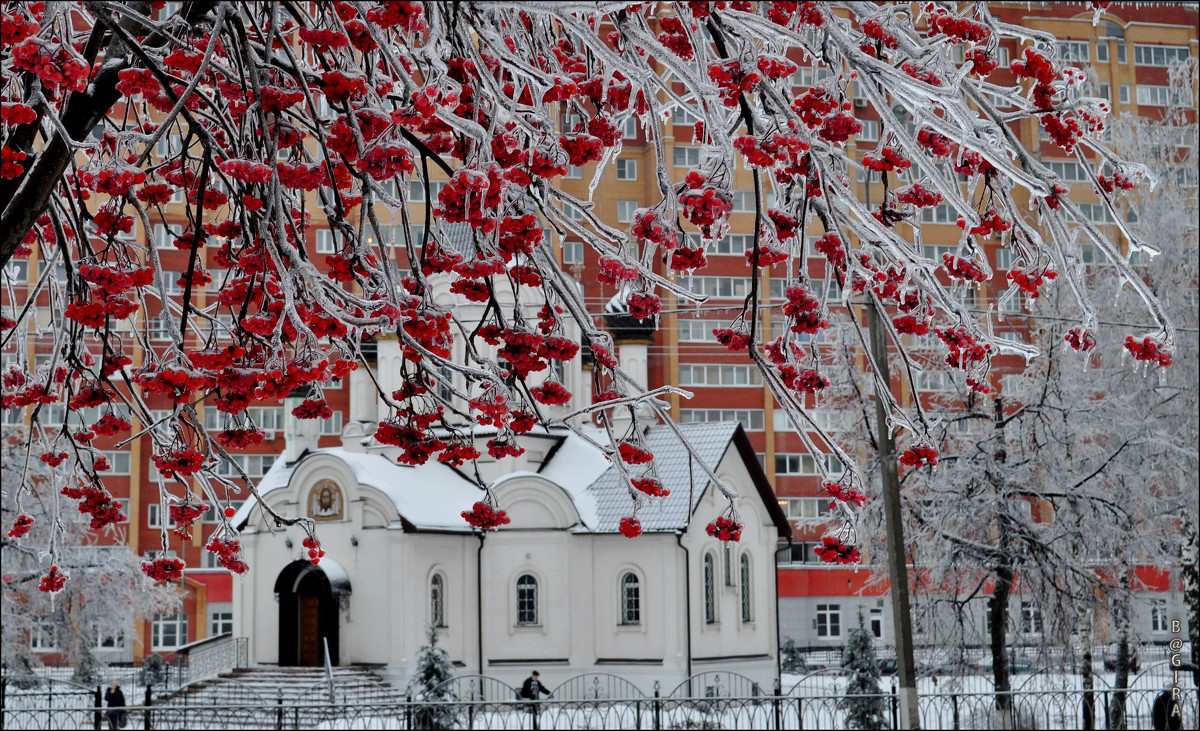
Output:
[274, 560, 349, 666]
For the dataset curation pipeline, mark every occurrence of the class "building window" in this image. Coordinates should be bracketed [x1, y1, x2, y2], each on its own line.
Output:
[679, 408, 764, 432]
[673, 146, 701, 168]
[616, 159, 637, 181]
[94, 624, 126, 649]
[30, 620, 58, 651]
[147, 504, 176, 529]
[622, 117, 638, 140]
[1057, 40, 1090, 64]
[1136, 85, 1180, 107]
[318, 411, 343, 435]
[1096, 42, 1109, 63]
[1133, 44, 1191, 67]
[1150, 599, 1169, 633]
[1019, 601, 1043, 635]
[816, 604, 841, 638]
[1119, 85, 1130, 105]
[431, 574, 446, 628]
[858, 120, 879, 142]
[563, 165, 584, 180]
[739, 554, 752, 623]
[870, 609, 884, 639]
[678, 364, 762, 387]
[154, 223, 182, 249]
[775, 453, 844, 476]
[620, 573, 641, 625]
[210, 611, 233, 637]
[703, 554, 717, 624]
[516, 575, 538, 626]
[316, 229, 336, 254]
[562, 240, 585, 265]
[617, 200, 639, 223]
[152, 613, 188, 650]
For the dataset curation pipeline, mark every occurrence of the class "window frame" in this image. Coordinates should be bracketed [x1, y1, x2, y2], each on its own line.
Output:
[151, 613, 189, 650]
[620, 572, 641, 626]
[516, 574, 539, 627]
[616, 158, 638, 181]
[703, 553, 717, 624]
[739, 554, 752, 624]
[816, 603, 841, 639]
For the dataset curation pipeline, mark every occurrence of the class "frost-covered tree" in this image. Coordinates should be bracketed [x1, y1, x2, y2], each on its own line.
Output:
[0, 1, 1180, 588]
[1, 428, 177, 673]
[840, 612, 886, 731]
[408, 625, 457, 731]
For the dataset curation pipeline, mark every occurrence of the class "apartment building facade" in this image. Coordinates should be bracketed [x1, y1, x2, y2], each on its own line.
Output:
[2, 1, 1194, 665]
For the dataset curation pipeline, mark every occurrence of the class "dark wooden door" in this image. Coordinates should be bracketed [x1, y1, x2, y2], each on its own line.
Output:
[299, 595, 319, 666]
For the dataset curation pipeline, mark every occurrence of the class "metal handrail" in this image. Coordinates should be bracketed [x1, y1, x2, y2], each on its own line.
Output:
[323, 637, 334, 704]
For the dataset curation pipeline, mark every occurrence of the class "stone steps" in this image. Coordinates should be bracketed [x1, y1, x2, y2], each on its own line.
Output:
[157, 665, 407, 707]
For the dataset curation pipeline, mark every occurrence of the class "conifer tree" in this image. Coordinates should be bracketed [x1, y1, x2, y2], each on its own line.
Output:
[408, 625, 457, 730]
[840, 612, 886, 731]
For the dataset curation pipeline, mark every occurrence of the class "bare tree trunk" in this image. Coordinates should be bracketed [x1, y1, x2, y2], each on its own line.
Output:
[1108, 570, 1131, 730]
[1081, 610, 1095, 731]
[990, 557, 1014, 728]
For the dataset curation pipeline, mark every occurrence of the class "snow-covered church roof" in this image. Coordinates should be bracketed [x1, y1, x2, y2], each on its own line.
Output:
[237, 422, 789, 536]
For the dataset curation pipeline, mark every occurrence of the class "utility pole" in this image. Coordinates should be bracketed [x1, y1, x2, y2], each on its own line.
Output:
[867, 303, 921, 730]
[862, 148, 919, 728]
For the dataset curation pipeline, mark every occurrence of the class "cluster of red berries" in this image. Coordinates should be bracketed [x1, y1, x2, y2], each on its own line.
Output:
[900, 62, 942, 87]
[41, 452, 68, 467]
[77, 263, 154, 298]
[292, 398, 334, 420]
[670, 246, 709, 274]
[298, 26, 348, 51]
[657, 16, 695, 60]
[439, 442, 481, 467]
[780, 366, 829, 395]
[487, 439, 524, 460]
[618, 442, 654, 465]
[942, 254, 988, 284]
[893, 314, 932, 336]
[820, 113, 863, 144]
[782, 286, 828, 335]
[169, 502, 209, 533]
[960, 209, 1011, 237]
[631, 210, 680, 250]
[60, 484, 126, 528]
[10, 37, 89, 93]
[706, 515, 743, 542]
[1, 146, 26, 179]
[220, 158, 274, 184]
[897, 184, 943, 208]
[966, 49, 998, 76]
[1124, 336, 1172, 367]
[926, 6, 991, 43]
[936, 326, 992, 374]
[824, 482, 868, 507]
[814, 536, 860, 564]
[863, 147, 912, 173]
[462, 501, 511, 530]
[1065, 327, 1098, 353]
[1010, 48, 1059, 86]
[142, 557, 186, 582]
[618, 517, 643, 539]
[900, 445, 940, 468]
[207, 537, 250, 574]
[39, 566, 69, 593]
[153, 448, 207, 478]
[275, 161, 326, 191]
[815, 234, 847, 270]
[861, 19, 900, 51]
[708, 59, 761, 106]
[680, 186, 731, 236]
[1007, 267, 1058, 299]
[531, 381, 572, 406]
[302, 535, 325, 565]
[632, 477, 669, 498]
[1097, 172, 1137, 194]
[597, 257, 639, 285]
[627, 293, 662, 321]
[7, 514, 33, 538]
[713, 327, 750, 352]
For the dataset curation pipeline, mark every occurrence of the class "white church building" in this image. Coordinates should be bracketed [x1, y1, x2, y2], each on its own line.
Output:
[232, 417, 790, 693]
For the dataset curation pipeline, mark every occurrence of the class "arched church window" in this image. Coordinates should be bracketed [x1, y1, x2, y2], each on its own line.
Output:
[621, 573, 641, 625]
[516, 575, 538, 625]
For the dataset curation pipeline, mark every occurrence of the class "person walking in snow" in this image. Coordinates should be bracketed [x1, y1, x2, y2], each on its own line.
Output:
[104, 682, 127, 730]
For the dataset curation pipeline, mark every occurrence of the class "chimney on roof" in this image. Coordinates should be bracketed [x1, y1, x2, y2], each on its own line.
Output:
[283, 387, 321, 463]
[603, 288, 659, 434]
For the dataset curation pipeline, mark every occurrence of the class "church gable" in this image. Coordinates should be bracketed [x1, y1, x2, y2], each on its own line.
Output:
[493, 474, 581, 530]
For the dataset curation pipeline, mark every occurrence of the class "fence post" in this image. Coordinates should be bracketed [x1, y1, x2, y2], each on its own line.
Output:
[275, 690, 283, 731]
[293, 706, 299, 731]
[93, 685, 102, 731]
[143, 684, 152, 731]
[1102, 691, 1110, 730]
[890, 681, 899, 730]
[952, 693, 959, 731]
[773, 678, 782, 731]
[653, 682, 661, 731]
[405, 694, 412, 731]
[797, 696, 803, 731]
[635, 699, 641, 730]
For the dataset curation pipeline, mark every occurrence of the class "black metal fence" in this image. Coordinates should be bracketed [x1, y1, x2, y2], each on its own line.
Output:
[1, 685, 1194, 730]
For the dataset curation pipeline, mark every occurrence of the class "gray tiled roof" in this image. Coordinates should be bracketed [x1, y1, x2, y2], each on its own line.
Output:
[585, 421, 740, 532]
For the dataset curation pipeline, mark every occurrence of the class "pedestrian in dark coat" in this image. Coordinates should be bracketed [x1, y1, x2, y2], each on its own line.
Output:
[104, 682, 127, 730]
